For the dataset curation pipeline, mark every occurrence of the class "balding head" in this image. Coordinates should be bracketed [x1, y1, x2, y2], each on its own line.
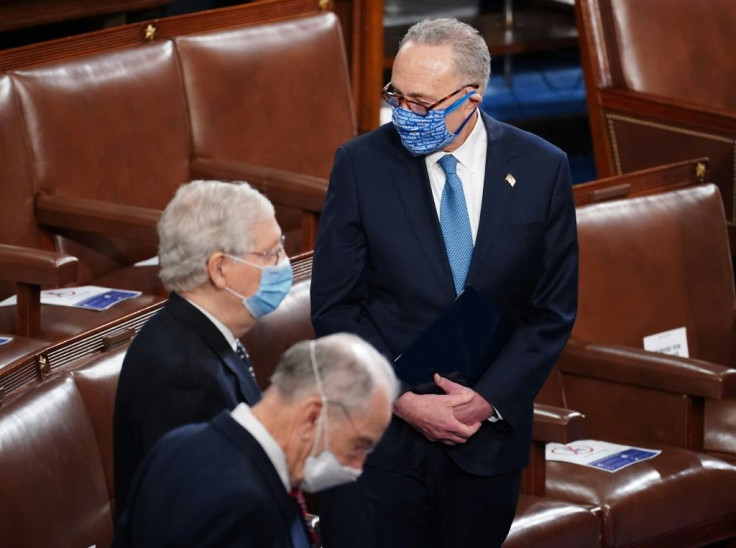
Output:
[269, 333, 399, 412]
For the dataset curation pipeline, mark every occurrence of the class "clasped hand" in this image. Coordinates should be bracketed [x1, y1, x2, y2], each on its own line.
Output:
[393, 374, 493, 446]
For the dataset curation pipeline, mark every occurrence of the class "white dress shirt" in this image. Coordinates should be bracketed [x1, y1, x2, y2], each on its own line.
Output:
[231, 403, 291, 492]
[425, 110, 487, 243]
[424, 113, 502, 423]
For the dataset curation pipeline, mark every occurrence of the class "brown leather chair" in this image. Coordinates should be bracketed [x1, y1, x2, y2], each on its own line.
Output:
[573, 157, 710, 208]
[507, 404, 602, 548]
[11, 40, 188, 284]
[0, 72, 164, 345]
[537, 366, 736, 546]
[0, 373, 114, 548]
[561, 182, 736, 466]
[576, 0, 736, 252]
[66, 344, 129, 515]
[0, 7, 351, 346]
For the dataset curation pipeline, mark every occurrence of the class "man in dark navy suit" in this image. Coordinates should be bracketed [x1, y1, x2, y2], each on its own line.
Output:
[311, 17, 578, 548]
[113, 180, 293, 517]
[114, 334, 398, 548]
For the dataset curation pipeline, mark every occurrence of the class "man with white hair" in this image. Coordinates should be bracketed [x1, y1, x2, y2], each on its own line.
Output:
[114, 334, 398, 548]
[113, 180, 293, 518]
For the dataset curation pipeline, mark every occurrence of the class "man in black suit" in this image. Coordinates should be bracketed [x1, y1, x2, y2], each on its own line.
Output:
[311, 18, 578, 548]
[114, 334, 398, 548]
[113, 180, 294, 517]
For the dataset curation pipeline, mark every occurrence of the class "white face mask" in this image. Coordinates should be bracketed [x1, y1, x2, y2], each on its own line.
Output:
[299, 342, 363, 493]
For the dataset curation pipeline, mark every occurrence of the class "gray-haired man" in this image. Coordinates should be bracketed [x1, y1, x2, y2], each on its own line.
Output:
[114, 180, 293, 518]
[114, 334, 398, 548]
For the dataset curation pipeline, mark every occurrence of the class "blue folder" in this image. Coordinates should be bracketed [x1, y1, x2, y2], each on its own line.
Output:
[394, 286, 512, 394]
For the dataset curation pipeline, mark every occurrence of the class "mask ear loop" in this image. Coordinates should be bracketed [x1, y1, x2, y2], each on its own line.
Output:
[447, 91, 480, 136]
[309, 341, 329, 455]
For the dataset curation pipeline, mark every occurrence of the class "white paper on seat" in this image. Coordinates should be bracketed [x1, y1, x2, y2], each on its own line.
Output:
[546, 439, 661, 472]
[0, 286, 141, 311]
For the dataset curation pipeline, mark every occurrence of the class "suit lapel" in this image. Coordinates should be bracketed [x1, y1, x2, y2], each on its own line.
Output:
[388, 131, 456, 300]
[212, 412, 312, 547]
[467, 114, 517, 285]
[211, 412, 297, 524]
[167, 293, 261, 405]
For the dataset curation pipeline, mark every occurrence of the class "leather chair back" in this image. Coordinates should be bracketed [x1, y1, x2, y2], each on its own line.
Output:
[68, 345, 128, 514]
[577, 0, 736, 249]
[175, 13, 355, 256]
[10, 41, 191, 282]
[573, 183, 736, 365]
[0, 374, 113, 547]
[598, 0, 736, 109]
[0, 75, 50, 298]
[176, 12, 355, 181]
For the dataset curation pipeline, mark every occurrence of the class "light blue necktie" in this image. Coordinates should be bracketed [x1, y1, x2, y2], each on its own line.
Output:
[438, 154, 474, 295]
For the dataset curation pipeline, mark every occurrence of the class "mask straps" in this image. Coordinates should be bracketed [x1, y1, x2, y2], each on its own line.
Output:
[444, 90, 479, 137]
[309, 341, 329, 455]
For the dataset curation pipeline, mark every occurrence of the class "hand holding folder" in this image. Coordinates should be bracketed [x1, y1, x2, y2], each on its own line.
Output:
[393, 287, 511, 395]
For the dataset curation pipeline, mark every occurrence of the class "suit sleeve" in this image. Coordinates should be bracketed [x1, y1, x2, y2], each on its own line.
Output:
[474, 153, 578, 429]
[311, 146, 394, 360]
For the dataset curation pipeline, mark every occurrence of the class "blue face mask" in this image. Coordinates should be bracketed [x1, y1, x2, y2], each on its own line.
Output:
[392, 91, 478, 156]
[225, 257, 293, 318]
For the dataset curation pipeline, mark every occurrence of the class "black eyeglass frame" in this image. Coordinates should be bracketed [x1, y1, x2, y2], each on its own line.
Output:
[381, 82, 480, 116]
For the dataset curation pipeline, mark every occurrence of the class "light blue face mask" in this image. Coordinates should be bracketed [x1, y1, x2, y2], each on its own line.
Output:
[392, 91, 478, 156]
[225, 256, 293, 318]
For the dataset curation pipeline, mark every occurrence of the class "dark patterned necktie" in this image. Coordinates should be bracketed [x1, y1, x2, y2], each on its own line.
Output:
[234, 340, 262, 404]
[235, 340, 258, 383]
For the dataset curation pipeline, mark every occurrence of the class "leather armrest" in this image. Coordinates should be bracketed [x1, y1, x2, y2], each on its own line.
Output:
[0, 243, 77, 287]
[189, 158, 327, 213]
[525, 404, 585, 497]
[559, 338, 736, 400]
[532, 403, 585, 444]
[35, 194, 161, 242]
[600, 88, 736, 133]
[0, 243, 78, 337]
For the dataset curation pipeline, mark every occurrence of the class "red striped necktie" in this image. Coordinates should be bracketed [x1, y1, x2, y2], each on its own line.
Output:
[290, 487, 317, 547]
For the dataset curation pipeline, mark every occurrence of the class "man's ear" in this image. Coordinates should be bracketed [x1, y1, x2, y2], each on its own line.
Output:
[207, 252, 228, 289]
[299, 396, 324, 440]
[468, 90, 482, 107]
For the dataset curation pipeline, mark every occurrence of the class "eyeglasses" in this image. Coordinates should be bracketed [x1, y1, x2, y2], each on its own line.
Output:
[381, 82, 480, 116]
[243, 234, 286, 266]
[326, 399, 377, 459]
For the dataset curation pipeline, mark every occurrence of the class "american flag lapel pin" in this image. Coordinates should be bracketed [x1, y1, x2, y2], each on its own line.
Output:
[505, 173, 516, 187]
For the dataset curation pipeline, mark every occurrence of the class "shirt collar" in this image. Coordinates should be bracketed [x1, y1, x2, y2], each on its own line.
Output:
[427, 110, 486, 174]
[183, 295, 239, 352]
[230, 403, 291, 491]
